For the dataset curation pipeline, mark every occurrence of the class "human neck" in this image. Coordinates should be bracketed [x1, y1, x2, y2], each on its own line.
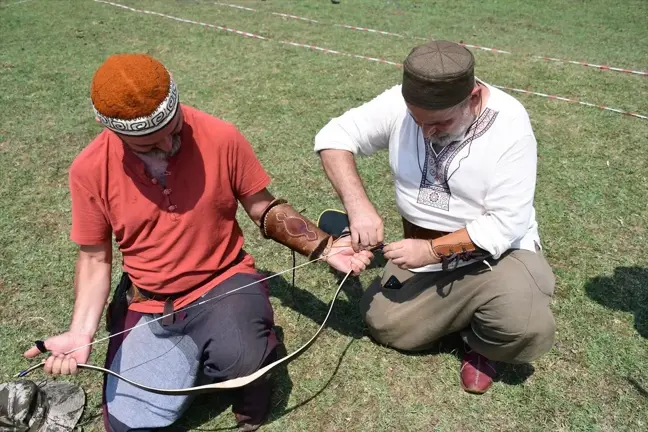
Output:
[135, 152, 170, 186]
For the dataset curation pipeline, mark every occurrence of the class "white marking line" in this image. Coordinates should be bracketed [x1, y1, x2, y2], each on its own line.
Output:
[1, 0, 34, 7]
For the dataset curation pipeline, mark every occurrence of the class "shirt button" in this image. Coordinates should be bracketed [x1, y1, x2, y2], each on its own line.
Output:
[163, 188, 172, 195]
[168, 205, 177, 212]
[151, 178, 158, 185]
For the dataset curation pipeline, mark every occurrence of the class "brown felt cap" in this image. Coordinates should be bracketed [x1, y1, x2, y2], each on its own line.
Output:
[91, 54, 171, 120]
[90, 54, 179, 136]
[401, 40, 475, 110]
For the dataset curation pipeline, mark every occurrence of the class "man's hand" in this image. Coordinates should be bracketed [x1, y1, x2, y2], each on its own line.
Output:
[23, 332, 93, 375]
[383, 239, 440, 270]
[325, 237, 374, 275]
[347, 202, 384, 253]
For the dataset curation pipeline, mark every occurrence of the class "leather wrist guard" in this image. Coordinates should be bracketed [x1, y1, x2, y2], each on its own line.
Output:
[260, 199, 333, 260]
[430, 228, 490, 270]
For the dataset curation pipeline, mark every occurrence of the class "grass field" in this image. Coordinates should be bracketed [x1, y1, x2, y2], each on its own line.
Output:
[1, 0, 647, 430]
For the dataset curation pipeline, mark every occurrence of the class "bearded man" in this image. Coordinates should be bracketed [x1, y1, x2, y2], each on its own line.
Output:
[23, 53, 371, 431]
[313, 40, 556, 394]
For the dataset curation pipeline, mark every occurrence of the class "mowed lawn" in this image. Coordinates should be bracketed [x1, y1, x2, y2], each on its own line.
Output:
[1, 0, 647, 430]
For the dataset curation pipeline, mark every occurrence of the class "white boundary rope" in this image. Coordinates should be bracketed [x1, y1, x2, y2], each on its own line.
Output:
[94, 1, 648, 120]
[214, 2, 648, 77]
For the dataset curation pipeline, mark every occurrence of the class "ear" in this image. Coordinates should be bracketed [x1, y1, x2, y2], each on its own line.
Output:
[468, 85, 483, 108]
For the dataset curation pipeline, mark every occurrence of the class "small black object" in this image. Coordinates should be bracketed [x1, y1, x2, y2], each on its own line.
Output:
[34, 340, 48, 354]
[383, 275, 403, 290]
[317, 209, 350, 237]
[106, 272, 132, 333]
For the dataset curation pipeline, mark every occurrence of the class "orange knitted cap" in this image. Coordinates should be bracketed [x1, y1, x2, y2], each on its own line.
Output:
[90, 54, 179, 136]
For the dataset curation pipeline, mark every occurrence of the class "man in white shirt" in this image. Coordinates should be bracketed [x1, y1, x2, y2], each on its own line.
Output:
[313, 40, 556, 394]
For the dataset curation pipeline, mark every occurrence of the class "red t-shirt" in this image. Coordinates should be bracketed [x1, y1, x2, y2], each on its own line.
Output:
[69, 105, 271, 313]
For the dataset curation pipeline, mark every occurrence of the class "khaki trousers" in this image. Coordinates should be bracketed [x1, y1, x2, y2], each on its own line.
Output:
[360, 249, 556, 364]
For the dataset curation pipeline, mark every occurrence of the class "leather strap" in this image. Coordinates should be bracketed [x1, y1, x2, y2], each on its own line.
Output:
[402, 219, 490, 270]
[429, 228, 490, 270]
[162, 299, 174, 326]
[402, 217, 448, 240]
[429, 228, 480, 258]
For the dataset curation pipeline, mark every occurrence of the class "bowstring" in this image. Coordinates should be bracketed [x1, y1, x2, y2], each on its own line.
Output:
[20, 242, 356, 374]
[19, 268, 356, 387]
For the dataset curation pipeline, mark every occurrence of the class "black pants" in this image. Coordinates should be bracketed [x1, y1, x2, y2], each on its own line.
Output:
[102, 272, 279, 431]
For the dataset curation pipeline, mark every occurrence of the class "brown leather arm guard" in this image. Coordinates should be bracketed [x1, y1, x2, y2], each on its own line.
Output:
[430, 228, 490, 270]
[260, 199, 334, 260]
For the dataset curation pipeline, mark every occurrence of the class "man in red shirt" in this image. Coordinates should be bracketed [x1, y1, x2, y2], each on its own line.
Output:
[23, 54, 372, 431]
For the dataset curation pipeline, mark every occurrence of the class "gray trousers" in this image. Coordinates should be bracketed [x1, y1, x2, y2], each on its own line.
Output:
[102, 272, 278, 431]
[360, 249, 556, 363]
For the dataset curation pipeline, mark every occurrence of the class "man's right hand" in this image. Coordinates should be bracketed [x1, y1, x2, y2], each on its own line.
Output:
[23, 331, 93, 375]
[347, 202, 384, 252]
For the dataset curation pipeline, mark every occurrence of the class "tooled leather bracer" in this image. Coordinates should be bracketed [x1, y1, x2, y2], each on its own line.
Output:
[430, 229, 490, 271]
[402, 219, 490, 270]
[260, 199, 333, 260]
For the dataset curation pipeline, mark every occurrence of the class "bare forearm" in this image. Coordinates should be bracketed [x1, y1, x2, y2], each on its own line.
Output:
[319, 149, 371, 211]
[69, 247, 112, 337]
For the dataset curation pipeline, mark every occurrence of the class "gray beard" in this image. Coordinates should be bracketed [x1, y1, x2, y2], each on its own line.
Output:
[429, 112, 477, 147]
[137, 134, 182, 159]
[429, 132, 464, 147]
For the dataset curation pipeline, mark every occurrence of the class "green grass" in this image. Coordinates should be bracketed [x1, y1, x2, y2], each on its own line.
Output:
[1, 0, 647, 430]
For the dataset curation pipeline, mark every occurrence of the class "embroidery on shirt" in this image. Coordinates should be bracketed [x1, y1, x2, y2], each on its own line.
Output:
[416, 108, 498, 210]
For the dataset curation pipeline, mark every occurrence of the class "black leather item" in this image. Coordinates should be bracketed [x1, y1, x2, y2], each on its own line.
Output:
[383, 275, 403, 290]
[106, 273, 132, 333]
[34, 340, 48, 354]
[317, 209, 350, 238]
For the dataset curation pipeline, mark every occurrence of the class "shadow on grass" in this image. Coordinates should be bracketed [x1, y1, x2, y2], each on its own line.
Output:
[172, 332, 356, 431]
[497, 363, 536, 386]
[258, 264, 373, 340]
[265, 249, 536, 389]
[627, 377, 648, 398]
[381, 332, 536, 387]
[584, 266, 648, 338]
[266, 338, 356, 424]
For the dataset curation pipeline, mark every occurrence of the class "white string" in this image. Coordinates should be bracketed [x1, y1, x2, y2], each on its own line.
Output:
[60, 245, 351, 356]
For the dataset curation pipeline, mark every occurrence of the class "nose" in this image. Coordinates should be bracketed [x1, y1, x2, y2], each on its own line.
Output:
[422, 125, 438, 138]
[157, 136, 173, 152]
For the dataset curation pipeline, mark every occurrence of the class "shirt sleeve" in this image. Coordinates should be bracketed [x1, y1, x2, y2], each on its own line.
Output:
[465, 133, 537, 259]
[69, 172, 111, 245]
[229, 127, 272, 198]
[314, 84, 404, 156]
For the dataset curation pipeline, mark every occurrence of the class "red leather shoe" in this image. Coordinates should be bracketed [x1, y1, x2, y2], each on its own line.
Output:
[460, 350, 497, 394]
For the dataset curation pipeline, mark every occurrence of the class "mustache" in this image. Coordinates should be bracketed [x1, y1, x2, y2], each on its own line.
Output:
[428, 112, 477, 146]
[138, 135, 181, 159]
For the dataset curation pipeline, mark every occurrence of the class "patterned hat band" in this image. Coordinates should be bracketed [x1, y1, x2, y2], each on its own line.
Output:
[93, 79, 179, 136]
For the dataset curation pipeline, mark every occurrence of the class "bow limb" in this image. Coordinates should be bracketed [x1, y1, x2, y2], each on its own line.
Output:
[17, 271, 352, 396]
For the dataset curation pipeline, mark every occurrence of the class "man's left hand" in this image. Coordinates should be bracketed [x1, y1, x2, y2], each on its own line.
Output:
[383, 239, 439, 269]
[325, 237, 374, 275]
